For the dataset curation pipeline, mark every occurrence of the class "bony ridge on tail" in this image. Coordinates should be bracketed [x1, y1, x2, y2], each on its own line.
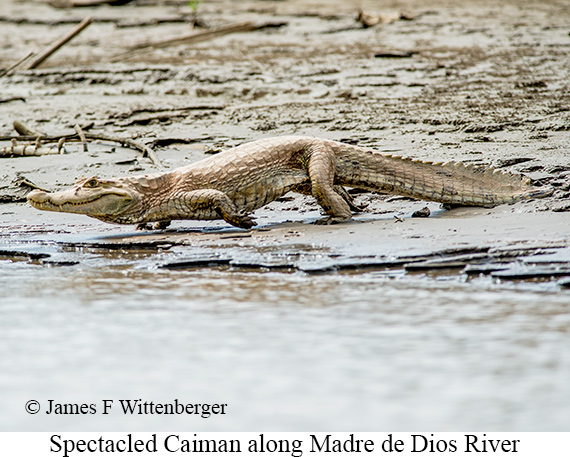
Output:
[27, 136, 553, 229]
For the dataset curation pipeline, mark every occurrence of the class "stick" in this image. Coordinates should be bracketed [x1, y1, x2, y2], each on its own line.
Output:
[0, 132, 162, 168]
[84, 133, 162, 168]
[133, 21, 257, 50]
[49, 0, 135, 7]
[0, 142, 64, 157]
[21, 17, 92, 70]
[0, 96, 27, 104]
[13, 120, 45, 137]
[74, 124, 88, 152]
[0, 51, 35, 77]
[111, 21, 286, 61]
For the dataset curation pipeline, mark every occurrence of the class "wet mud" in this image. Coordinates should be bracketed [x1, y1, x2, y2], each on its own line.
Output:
[1, 0, 569, 248]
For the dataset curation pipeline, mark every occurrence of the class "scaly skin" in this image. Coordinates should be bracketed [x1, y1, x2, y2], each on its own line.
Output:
[27, 136, 552, 229]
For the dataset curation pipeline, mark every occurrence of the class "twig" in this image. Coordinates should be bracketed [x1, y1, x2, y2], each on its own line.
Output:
[0, 134, 75, 142]
[0, 51, 35, 77]
[111, 104, 226, 119]
[357, 9, 414, 28]
[83, 133, 162, 168]
[0, 96, 27, 104]
[57, 137, 67, 153]
[13, 120, 45, 137]
[111, 21, 286, 61]
[0, 139, 65, 157]
[49, 0, 135, 7]
[0, 15, 192, 28]
[20, 17, 92, 70]
[132, 21, 257, 50]
[74, 124, 88, 152]
[0, 132, 162, 167]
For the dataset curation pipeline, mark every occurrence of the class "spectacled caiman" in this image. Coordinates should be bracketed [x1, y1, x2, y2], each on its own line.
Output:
[27, 136, 552, 229]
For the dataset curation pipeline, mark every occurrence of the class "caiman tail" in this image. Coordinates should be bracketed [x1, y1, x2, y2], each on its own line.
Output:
[338, 148, 553, 207]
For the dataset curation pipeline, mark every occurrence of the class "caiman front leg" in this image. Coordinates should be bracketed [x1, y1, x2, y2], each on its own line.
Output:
[177, 189, 256, 229]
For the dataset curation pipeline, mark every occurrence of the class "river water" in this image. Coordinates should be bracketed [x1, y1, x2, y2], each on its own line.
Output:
[1, 241, 569, 431]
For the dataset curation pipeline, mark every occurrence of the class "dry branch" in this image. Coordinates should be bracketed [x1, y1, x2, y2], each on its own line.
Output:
[0, 139, 65, 157]
[84, 133, 162, 168]
[357, 9, 414, 28]
[112, 21, 286, 61]
[2, 121, 162, 168]
[20, 17, 92, 71]
[0, 51, 34, 77]
[0, 96, 27, 104]
[13, 120, 45, 137]
[49, 0, 135, 7]
[74, 124, 89, 152]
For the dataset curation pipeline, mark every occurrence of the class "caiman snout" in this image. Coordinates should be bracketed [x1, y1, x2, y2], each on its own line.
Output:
[27, 189, 49, 206]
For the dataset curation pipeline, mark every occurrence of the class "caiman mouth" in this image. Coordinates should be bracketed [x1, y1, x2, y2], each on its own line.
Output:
[27, 190, 132, 214]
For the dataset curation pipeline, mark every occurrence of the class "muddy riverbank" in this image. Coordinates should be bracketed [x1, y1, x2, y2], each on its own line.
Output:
[1, 0, 569, 431]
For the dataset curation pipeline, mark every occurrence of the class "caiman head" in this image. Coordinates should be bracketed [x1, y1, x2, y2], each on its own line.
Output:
[27, 176, 144, 224]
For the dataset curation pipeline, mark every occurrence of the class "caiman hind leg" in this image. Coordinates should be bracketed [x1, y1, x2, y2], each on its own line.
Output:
[306, 143, 354, 224]
[180, 189, 256, 229]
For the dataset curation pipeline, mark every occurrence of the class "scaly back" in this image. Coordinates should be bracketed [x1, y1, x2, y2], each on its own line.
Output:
[331, 142, 548, 206]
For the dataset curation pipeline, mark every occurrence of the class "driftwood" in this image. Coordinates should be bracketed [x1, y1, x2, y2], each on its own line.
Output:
[2, 121, 162, 167]
[112, 21, 287, 61]
[23, 17, 92, 70]
[0, 14, 197, 28]
[13, 120, 45, 137]
[74, 124, 89, 152]
[0, 96, 27, 104]
[374, 51, 417, 58]
[84, 133, 162, 168]
[0, 175, 48, 203]
[357, 9, 414, 28]
[0, 52, 34, 77]
[0, 139, 66, 157]
[49, 0, 135, 7]
[3, 17, 92, 75]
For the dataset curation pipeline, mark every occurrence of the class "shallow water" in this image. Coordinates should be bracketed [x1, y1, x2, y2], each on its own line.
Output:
[1, 245, 569, 432]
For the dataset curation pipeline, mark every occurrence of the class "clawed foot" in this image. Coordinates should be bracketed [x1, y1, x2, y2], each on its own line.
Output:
[233, 211, 257, 229]
[215, 206, 256, 229]
[154, 220, 171, 230]
[136, 220, 171, 231]
[347, 201, 368, 213]
[334, 185, 368, 213]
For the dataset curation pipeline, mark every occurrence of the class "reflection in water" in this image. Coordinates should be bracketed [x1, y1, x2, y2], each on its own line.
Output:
[0, 255, 569, 431]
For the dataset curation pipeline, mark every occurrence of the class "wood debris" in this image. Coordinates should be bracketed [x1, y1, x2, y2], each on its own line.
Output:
[48, 0, 135, 7]
[0, 96, 26, 104]
[411, 206, 431, 217]
[0, 139, 66, 157]
[3, 17, 92, 75]
[0, 175, 47, 203]
[1, 121, 162, 168]
[357, 9, 414, 28]
[112, 21, 287, 61]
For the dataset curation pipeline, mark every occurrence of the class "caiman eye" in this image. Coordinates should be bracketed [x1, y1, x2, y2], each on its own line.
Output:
[84, 178, 99, 188]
